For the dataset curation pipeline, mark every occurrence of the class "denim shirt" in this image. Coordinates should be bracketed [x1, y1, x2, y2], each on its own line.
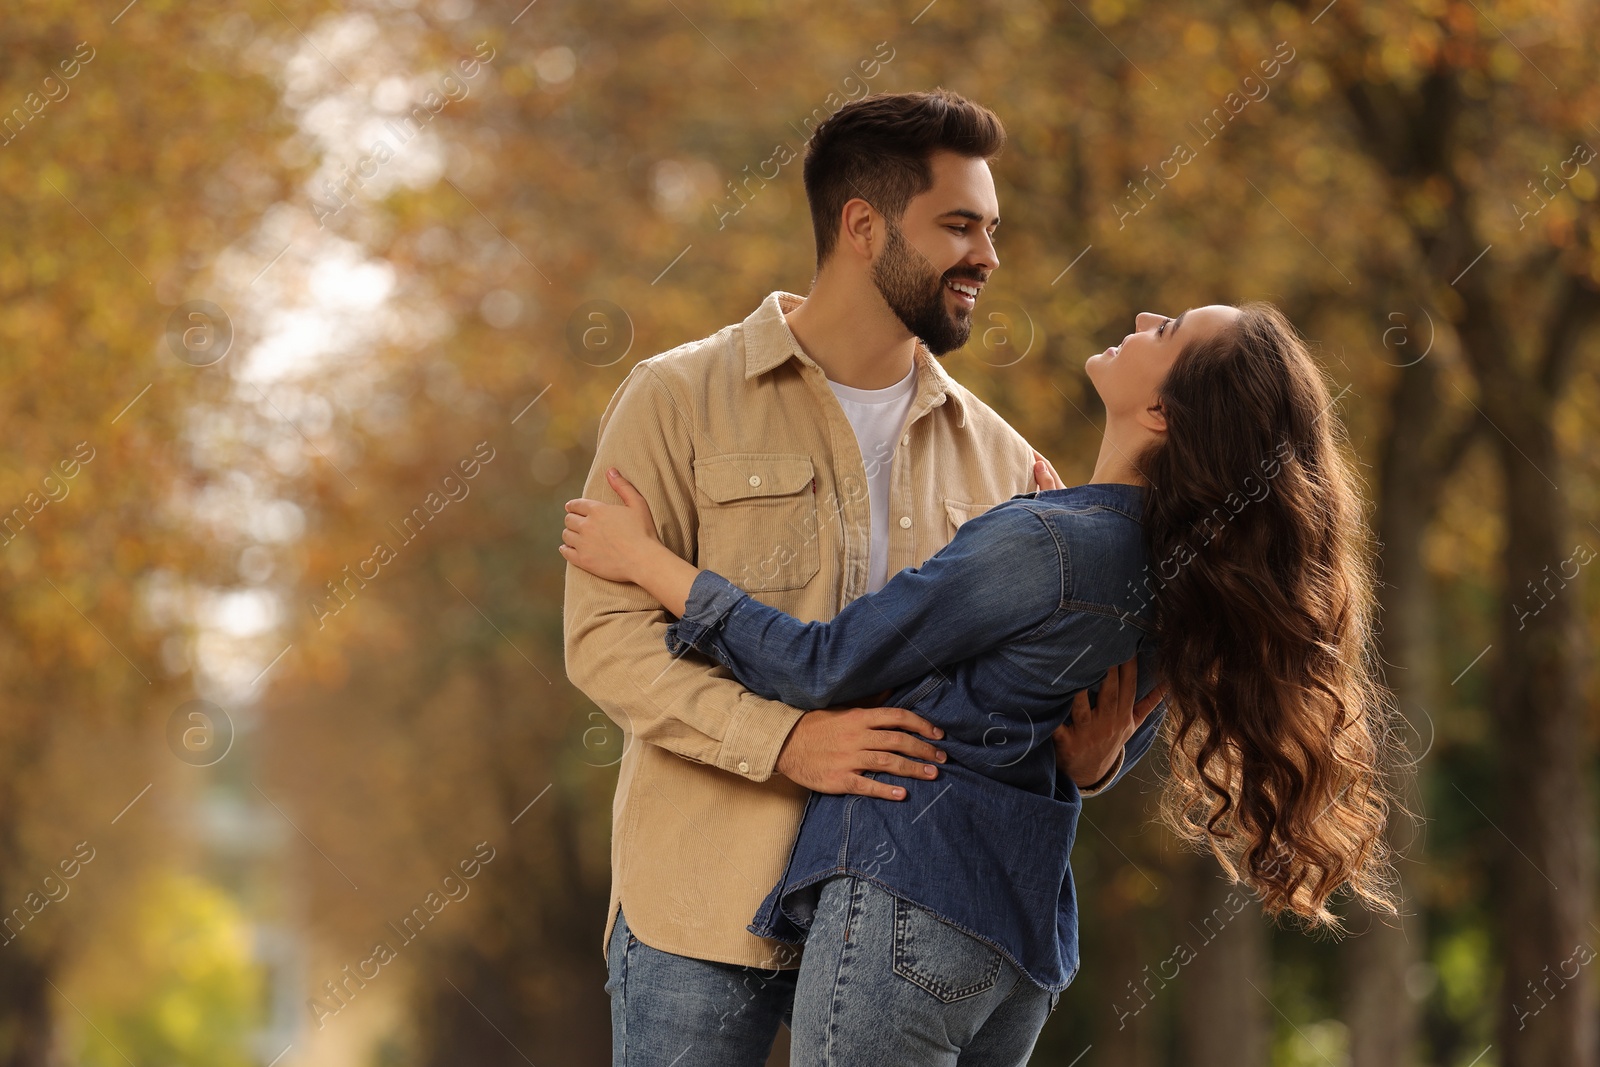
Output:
[663, 483, 1166, 993]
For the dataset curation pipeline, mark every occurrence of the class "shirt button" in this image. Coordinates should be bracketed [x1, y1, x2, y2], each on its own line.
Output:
[901, 433, 910, 446]
[899, 516, 912, 529]
[737, 760, 750, 774]
[748, 475, 762, 488]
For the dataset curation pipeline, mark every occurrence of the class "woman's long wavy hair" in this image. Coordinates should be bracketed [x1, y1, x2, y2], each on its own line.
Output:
[1137, 302, 1402, 928]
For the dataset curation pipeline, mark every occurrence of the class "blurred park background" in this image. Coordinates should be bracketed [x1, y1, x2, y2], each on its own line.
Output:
[2, 0, 1598, 1064]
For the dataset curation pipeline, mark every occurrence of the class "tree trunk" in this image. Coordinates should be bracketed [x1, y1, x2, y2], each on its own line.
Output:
[0, 952, 55, 1067]
[1453, 267, 1597, 1067]
[1343, 342, 1464, 1067]
[1176, 855, 1270, 1067]
[1485, 415, 1596, 1067]
[1087, 787, 1164, 1067]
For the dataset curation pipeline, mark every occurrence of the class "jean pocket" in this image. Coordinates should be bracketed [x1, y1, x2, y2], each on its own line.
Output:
[612, 910, 639, 953]
[891, 896, 1001, 1004]
[605, 911, 635, 999]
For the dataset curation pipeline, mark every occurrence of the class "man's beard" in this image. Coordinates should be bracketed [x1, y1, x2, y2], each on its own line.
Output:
[870, 227, 974, 357]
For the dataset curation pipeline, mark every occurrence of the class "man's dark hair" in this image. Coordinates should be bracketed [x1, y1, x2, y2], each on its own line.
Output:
[802, 88, 1005, 266]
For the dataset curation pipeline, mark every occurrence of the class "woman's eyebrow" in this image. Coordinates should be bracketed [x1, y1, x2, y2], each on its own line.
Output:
[1168, 309, 1190, 338]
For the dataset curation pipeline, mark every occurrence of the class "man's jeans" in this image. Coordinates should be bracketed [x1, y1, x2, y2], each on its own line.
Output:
[606, 908, 798, 1066]
[606, 877, 1054, 1067]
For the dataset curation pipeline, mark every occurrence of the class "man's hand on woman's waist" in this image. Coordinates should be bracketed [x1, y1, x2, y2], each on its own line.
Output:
[775, 700, 947, 802]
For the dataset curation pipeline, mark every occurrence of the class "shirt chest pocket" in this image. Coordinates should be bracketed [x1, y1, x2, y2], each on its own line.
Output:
[692, 453, 821, 593]
[944, 498, 996, 538]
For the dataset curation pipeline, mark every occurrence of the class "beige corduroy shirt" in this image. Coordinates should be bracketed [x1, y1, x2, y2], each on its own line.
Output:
[563, 290, 1043, 968]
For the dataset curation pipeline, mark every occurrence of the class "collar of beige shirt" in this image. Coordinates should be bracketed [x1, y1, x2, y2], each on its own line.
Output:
[742, 291, 971, 430]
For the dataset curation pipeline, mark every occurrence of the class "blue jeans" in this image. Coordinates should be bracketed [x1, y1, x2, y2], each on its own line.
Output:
[606, 876, 1055, 1066]
[791, 876, 1056, 1066]
[606, 907, 799, 1066]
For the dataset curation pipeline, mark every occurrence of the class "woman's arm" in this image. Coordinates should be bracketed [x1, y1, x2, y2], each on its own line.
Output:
[562, 468, 1063, 710]
[666, 500, 1063, 710]
[628, 540, 701, 618]
[560, 467, 701, 616]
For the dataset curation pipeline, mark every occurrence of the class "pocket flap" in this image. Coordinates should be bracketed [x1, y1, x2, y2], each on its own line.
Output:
[694, 454, 815, 504]
[944, 498, 994, 530]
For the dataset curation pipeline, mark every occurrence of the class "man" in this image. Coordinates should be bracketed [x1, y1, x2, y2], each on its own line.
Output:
[564, 89, 1163, 1065]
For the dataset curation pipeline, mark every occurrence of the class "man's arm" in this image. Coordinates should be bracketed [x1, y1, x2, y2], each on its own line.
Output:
[565, 362, 776, 766]
[1093, 643, 1170, 795]
[562, 361, 943, 798]
[1049, 657, 1169, 796]
[1079, 698, 1168, 797]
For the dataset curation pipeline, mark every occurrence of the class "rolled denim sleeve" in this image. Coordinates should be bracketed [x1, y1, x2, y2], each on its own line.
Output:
[663, 504, 1063, 710]
[665, 570, 751, 663]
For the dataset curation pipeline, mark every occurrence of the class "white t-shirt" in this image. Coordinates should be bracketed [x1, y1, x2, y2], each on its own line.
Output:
[827, 362, 919, 593]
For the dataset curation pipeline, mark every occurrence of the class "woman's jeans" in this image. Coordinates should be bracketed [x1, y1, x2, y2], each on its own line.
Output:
[606, 877, 1055, 1066]
[791, 875, 1056, 1066]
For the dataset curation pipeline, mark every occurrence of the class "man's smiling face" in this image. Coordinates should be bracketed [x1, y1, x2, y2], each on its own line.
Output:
[869, 149, 1001, 356]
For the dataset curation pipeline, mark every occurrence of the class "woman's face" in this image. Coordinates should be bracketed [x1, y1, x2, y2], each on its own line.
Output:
[1086, 305, 1240, 424]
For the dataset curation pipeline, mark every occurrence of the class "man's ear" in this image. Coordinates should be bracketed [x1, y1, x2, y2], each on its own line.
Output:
[1136, 399, 1168, 435]
[840, 198, 880, 260]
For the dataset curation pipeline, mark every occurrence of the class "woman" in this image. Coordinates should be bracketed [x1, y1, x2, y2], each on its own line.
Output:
[560, 302, 1401, 1065]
